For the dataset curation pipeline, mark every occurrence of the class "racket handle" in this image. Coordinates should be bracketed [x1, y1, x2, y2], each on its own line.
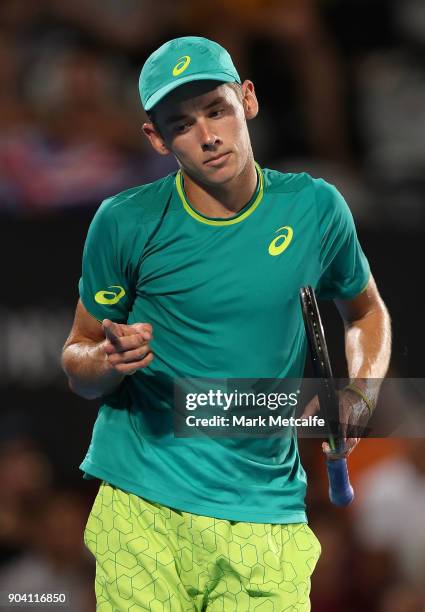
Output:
[326, 458, 354, 507]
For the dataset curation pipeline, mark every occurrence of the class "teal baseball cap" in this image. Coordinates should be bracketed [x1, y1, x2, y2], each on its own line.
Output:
[139, 36, 241, 111]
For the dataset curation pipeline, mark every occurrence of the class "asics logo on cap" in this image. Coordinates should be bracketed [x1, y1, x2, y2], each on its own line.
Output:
[172, 55, 191, 77]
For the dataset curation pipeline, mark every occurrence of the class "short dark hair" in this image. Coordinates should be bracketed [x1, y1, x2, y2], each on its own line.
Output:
[226, 81, 243, 101]
[146, 81, 243, 129]
[146, 109, 157, 127]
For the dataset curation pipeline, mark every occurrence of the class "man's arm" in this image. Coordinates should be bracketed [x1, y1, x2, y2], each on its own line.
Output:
[61, 300, 153, 400]
[336, 275, 391, 388]
[330, 275, 391, 454]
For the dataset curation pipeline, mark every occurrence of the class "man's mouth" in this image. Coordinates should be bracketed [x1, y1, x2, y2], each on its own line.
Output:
[204, 152, 231, 166]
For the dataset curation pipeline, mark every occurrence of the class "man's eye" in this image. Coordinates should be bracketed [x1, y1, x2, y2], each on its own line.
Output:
[210, 109, 224, 118]
[175, 123, 191, 133]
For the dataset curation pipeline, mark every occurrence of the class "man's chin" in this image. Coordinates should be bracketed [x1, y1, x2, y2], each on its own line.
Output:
[200, 158, 239, 185]
[204, 170, 235, 186]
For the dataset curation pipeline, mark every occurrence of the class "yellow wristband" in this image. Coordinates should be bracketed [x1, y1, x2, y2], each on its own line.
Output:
[344, 383, 375, 418]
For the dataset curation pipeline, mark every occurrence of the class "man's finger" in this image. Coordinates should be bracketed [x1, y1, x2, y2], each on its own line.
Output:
[102, 319, 124, 345]
[114, 352, 154, 375]
[322, 440, 346, 460]
[104, 332, 150, 355]
[322, 437, 359, 459]
[322, 441, 331, 455]
[107, 344, 151, 365]
[345, 437, 359, 454]
[131, 322, 153, 340]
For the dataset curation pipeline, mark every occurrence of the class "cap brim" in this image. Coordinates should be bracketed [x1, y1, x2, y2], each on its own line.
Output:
[143, 72, 240, 111]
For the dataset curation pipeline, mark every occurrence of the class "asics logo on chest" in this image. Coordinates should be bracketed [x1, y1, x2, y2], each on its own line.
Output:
[268, 226, 294, 256]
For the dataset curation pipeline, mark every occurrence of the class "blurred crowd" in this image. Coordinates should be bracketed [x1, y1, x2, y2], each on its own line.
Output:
[0, 0, 424, 221]
[305, 437, 425, 612]
[0, 434, 96, 611]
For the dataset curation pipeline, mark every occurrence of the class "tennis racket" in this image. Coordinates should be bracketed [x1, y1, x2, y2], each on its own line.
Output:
[300, 285, 354, 507]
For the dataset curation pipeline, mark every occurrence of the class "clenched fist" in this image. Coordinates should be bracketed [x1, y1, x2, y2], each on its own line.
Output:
[102, 319, 154, 375]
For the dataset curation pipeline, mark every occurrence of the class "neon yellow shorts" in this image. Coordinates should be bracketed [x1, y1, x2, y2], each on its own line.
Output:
[84, 482, 321, 611]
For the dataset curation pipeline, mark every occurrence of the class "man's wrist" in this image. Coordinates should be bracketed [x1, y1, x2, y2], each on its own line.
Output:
[344, 382, 376, 418]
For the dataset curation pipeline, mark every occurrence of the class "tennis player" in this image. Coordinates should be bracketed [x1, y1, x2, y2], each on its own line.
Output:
[62, 37, 391, 611]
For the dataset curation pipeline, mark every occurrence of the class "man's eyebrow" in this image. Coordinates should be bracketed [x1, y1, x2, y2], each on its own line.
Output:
[203, 96, 226, 110]
[165, 113, 189, 125]
[165, 97, 227, 125]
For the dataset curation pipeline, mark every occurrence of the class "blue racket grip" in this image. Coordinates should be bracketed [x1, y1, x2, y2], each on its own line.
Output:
[326, 458, 354, 507]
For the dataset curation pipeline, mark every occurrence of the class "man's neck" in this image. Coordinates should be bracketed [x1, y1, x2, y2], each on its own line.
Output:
[182, 158, 258, 219]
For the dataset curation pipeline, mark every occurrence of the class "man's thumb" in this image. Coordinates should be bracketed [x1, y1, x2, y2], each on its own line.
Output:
[102, 319, 122, 344]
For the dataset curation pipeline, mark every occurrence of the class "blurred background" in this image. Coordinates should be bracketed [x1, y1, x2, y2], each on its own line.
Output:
[0, 0, 424, 610]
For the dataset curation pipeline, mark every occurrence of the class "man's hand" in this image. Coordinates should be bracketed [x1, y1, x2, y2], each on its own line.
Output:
[323, 387, 371, 458]
[302, 387, 371, 459]
[102, 319, 154, 375]
[62, 300, 155, 399]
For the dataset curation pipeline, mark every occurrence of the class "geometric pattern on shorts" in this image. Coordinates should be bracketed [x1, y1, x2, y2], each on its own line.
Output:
[84, 483, 321, 611]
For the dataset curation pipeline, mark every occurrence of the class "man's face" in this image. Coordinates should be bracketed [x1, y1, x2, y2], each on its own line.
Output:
[143, 80, 258, 186]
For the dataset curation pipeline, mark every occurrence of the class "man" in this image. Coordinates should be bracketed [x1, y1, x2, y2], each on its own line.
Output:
[62, 36, 391, 611]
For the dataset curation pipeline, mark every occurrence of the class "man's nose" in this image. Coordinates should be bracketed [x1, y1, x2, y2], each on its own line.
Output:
[198, 121, 220, 151]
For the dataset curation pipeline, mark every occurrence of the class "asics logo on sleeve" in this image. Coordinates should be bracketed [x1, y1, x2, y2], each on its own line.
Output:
[172, 56, 191, 76]
[94, 285, 125, 305]
[268, 226, 294, 256]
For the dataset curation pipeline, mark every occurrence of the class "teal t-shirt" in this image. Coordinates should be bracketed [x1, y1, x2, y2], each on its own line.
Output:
[78, 164, 370, 523]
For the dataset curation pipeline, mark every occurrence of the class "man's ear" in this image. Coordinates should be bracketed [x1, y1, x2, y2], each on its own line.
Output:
[142, 122, 171, 155]
[241, 80, 259, 120]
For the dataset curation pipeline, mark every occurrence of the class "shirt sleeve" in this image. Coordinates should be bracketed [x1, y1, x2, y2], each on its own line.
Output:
[314, 179, 370, 300]
[78, 197, 138, 322]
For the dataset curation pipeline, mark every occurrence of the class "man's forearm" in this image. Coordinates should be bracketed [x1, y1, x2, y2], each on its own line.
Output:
[344, 300, 391, 403]
[61, 341, 125, 400]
